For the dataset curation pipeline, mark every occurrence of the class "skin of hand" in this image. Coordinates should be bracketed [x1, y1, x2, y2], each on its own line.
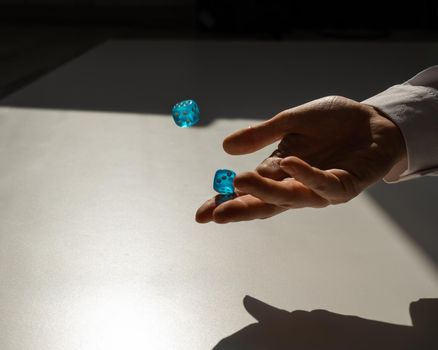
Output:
[196, 96, 406, 224]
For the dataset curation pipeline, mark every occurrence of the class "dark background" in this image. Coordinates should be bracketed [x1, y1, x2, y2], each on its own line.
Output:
[2, 0, 438, 99]
[2, 0, 438, 94]
[1, 0, 438, 34]
[0, 0, 437, 99]
[2, 1, 438, 36]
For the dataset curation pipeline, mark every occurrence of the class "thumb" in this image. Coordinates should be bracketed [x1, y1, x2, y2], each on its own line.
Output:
[223, 110, 297, 155]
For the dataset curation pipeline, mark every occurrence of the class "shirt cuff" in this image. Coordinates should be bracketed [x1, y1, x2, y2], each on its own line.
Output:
[362, 81, 438, 183]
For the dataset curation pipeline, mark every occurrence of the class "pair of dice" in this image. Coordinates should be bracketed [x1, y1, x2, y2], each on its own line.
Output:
[172, 99, 236, 196]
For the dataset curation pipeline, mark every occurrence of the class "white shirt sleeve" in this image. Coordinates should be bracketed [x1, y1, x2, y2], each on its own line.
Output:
[362, 65, 438, 183]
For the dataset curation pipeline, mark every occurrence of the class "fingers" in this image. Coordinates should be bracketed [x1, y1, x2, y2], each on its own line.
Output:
[234, 171, 328, 208]
[254, 134, 315, 181]
[195, 194, 286, 224]
[195, 166, 333, 224]
[279, 156, 359, 202]
[223, 110, 297, 155]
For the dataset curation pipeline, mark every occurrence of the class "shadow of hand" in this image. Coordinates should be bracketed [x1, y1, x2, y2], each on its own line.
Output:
[214, 296, 437, 350]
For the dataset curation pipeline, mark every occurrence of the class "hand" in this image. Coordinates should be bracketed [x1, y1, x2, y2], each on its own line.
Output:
[196, 96, 406, 224]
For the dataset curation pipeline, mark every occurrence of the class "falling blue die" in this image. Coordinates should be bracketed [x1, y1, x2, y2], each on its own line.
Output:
[213, 169, 236, 195]
[171, 100, 200, 127]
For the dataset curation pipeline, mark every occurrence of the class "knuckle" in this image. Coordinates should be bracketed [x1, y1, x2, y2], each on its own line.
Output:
[324, 95, 348, 104]
[255, 158, 287, 181]
[319, 95, 358, 111]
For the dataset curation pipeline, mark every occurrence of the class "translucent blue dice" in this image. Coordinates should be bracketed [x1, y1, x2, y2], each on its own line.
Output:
[171, 99, 200, 127]
[215, 193, 236, 205]
[213, 169, 236, 195]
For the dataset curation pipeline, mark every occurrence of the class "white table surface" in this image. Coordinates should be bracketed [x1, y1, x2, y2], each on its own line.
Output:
[0, 40, 437, 349]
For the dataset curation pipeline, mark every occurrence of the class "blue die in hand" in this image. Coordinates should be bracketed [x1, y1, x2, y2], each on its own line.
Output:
[213, 169, 236, 195]
[171, 99, 200, 127]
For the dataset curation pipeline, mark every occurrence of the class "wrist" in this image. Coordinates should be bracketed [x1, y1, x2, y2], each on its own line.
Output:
[366, 104, 407, 167]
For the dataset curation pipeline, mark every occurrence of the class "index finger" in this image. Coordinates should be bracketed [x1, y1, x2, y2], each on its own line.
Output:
[223, 110, 296, 155]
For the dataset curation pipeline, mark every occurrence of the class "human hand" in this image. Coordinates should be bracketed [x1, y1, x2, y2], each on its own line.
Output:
[196, 96, 406, 223]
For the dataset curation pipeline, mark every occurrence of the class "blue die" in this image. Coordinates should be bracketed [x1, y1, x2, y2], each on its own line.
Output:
[213, 169, 236, 195]
[171, 100, 200, 127]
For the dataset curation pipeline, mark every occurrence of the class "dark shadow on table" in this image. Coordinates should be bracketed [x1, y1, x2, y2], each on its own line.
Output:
[214, 295, 438, 350]
[2, 40, 438, 127]
[366, 177, 438, 268]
